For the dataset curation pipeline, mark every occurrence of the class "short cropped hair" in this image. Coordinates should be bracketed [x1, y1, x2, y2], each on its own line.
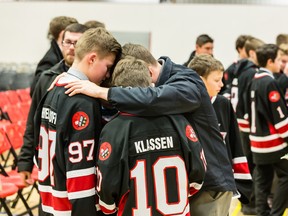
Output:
[112, 56, 151, 87]
[75, 27, 122, 62]
[256, 44, 279, 68]
[279, 43, 288, 55]
[122, 43, 157, 66]
[244, 38, 265, 57]
[196, 34, 214, 46]
[235, 35, 253, 51]
[84, 20, 106, 29]
[48, 16, 78, 40]
[188, 54, 224, 78]
[276, 34, 288, 46]
[63, 23, 89, 40]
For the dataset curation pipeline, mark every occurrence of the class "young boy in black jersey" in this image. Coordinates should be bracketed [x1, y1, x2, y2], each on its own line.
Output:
[188, 54, 254, 212]
[247, 44, 288, 216]
[34, 28, 121, 216]
[96, 56, 206, 216]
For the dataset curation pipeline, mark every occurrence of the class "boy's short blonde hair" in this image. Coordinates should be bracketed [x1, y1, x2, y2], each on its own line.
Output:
[112, 56, 152, 87]
[188, 54, 224, 78]
[75, 27, 121, 62]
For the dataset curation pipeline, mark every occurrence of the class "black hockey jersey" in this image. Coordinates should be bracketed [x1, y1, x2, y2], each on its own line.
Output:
[222, 60, 237, 98]
[230, 58, 259, 133]
[212, 95, 253, 203]
[18, 60, 68, 173]
[247, 69, 288, 164]
[274, 72, 288, 106]
[34, 69, 102, 215]
[96, 113, 206, 216]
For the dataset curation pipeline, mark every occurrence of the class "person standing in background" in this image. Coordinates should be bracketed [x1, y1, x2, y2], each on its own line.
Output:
[84, 20, 106, 29]
[30, 16, 78, 96]
[188, 54, 253, 207]
[183, 34, 214, 66]
[247, 44, 288, 216]
[221, 35, 253, 96]
[276, 33, 288, 47]
[229, 37, 266, 215]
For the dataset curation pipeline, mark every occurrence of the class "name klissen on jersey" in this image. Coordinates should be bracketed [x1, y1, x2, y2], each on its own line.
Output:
[134, 136, 173, 153]
[41, 107, 57, 125]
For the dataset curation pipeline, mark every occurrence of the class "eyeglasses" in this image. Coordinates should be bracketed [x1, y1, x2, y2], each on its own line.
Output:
[62, 40, 77, 47]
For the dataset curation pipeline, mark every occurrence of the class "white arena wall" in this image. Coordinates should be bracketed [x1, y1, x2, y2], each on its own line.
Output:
[0, 1, 287, 68]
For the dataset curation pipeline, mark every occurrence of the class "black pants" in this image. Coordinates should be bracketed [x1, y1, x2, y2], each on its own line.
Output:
[255, 159, 288, 216]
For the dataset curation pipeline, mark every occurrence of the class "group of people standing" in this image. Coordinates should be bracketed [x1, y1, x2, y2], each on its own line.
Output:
[16, 15, 288, 216]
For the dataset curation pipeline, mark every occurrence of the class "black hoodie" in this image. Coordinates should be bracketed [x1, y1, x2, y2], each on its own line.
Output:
[230, 59, 258, 126]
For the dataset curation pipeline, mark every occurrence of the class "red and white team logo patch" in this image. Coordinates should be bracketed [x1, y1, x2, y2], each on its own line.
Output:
[269, 91, 280, 102]
[186, 125, 198, 142]
[99, 142, 112, 161]
[72, 111, 89, 130]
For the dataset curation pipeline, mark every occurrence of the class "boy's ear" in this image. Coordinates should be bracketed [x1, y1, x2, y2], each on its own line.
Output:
[148, 65, 153, 77]
[267, 58, 273, 66]
[88, 52, 97, 64]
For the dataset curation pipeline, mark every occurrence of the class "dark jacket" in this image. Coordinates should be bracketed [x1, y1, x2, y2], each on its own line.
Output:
[108, 56, 236, 192]
[230, 59, 258, 133]
[221, 61, 238, 96]
[212, 95, 253, 203]
[18, 60, 68, 173]
[183, 50, 196, 67]
[30, 39, 63, 97]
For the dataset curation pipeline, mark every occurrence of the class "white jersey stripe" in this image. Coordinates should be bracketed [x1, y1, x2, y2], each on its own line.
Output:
[280, 130, 288, 138]
[239, 127, 250, 133]
[38, 185, 68, 198]
[189, 182, 203, 190]
[275, 117, 288, 129]
[237, 119, 249, 124]
[42, 205, 71, 216]
[67, 167, 95, 179]
[68, 188, 95, 200]
[251, 143, 287, 153]
[234, 173, 252, 180]
[99, 199, 116, 210]
[250, 134, 280, 142]
[232, 156, 248, 164]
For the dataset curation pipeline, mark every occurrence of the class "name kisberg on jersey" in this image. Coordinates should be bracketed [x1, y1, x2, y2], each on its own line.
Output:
[134, 136, 173, 153]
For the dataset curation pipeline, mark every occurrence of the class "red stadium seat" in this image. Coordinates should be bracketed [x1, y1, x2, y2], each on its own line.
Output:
[0, 91, 10, 107]
[16, 88, 31, 104]
[0, 128, 13, 169]
[1, 172, 36, 216]
[5, 90, 21, 105]
[0, 181, 19, 216]
[2, 104, 26, 123]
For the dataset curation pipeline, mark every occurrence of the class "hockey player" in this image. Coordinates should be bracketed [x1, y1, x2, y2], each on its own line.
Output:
[188, 54, 253, 206]
[229, 37, 265, 214]
[33, 28, 121, 216]
[96, 56, 206, 215]
[18, 23, 88, 187]
[247, 43, 288, 216]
